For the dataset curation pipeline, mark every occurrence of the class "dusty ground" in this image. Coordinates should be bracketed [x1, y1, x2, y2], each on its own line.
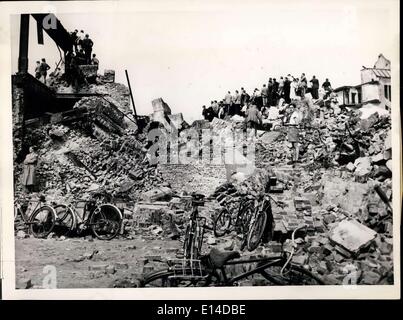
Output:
[15, 236, 180, 289]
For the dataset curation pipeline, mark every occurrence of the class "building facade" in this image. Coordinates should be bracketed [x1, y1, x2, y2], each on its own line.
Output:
[360, 54, 391, 110]
[333, 54, 391, 110]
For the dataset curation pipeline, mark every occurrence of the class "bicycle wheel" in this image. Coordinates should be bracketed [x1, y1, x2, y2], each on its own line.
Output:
[53, 204, 76, 237]
[247, 211, 267, 251]
[29, 205, 56, 238]
[259, 262, 324, 285]
[238, 201, 254, 250]
[213, 208, 232, 237]
[90, 204, 122, 240]
[141, 269, 219, 287]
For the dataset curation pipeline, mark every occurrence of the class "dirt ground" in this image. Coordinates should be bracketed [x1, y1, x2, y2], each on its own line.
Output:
[15, 236, 180, 289]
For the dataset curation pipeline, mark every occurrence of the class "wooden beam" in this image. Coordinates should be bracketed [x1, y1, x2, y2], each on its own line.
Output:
[18, 14, 30, 73]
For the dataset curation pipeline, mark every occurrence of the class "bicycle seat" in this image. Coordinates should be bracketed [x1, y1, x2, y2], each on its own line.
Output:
[209, 248, 240, 268]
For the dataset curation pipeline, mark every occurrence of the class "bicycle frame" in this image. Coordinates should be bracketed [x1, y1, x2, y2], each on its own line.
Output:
[15, 200, 42, 223]
[216, 255, 285, 286]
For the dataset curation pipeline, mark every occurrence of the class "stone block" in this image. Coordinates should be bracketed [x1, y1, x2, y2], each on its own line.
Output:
[329, 219, 377, 255]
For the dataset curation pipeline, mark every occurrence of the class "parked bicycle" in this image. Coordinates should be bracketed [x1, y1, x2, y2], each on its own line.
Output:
[214, 191, 284, 252]
[140, 225, 324, 287]
[52, 191, 123, 240]
[213, 194, 255, 250]
[14, 195, 57, 238]
[182, 193, 212, 259]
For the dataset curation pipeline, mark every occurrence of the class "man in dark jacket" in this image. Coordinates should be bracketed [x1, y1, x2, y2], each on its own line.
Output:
[271, 78, 279, 106]
[39, 58, 50, 83]
[81, 34, 94, 64]
[240, 87, 250, 107]
[70, 29, 78, 52]
[283, 77, 291, 103]
[310, 75, 320, 99]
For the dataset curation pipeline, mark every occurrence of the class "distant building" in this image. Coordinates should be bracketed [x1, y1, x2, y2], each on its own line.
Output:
[333, 54, 391, 110]
[333, 85, 362, 108]
[360, 54, 391, 110]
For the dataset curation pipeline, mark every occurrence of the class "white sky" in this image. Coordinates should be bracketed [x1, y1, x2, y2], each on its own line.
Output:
[10, 0, 398, 123]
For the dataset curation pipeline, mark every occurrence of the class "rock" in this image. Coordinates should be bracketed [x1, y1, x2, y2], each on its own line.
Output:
[323, 213, 337, 225]
[354, 157, 372, 182]
[371, 153, 385, 164]
[329, 219, 377, 255]
[333, 253, 345, 263]
[141, 187, 173, 202]
[16, 230, 28, 239]
[386, 160, 392, 171]
[345, 162, 355, 172]
[105, 265, 116, 274]
[292, 254, 307, 266]
[383, 149, 392, 161]
[83, 251, 97, 260]
[360, 271, 381, 285]
[87, 183, 100, 192]
[372, 165, 391, 179]
[151, 226, 163, 235]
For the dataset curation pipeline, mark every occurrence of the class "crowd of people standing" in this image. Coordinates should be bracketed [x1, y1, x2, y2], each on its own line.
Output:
[201, 74, 334, 164]
[202, 74, 333, 122]
[33, 29, 99, 89]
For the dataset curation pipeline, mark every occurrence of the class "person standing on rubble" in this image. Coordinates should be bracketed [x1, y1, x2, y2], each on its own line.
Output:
[245, 104, 262, 137]
[224, 91, 233, 116]
[212, 100, 219, 116]
[300, 73, 307, 97]
[91, 53, 99, 66]
[39, 58, 50, 84]
[70, 29, 79, 52]
[261, 84, 268, 109]
[271, 78, 279, 106]
[290, 78, 298, 100]
[82, 34, 94, 64]
[322, 78, 332, 98]
[76, 30, 85, 51]
[310, 75, 320, 99]
[240, 87, 250, 107]
[283, 76, 291, 103]
[233, 90, 241, 115]
[202, 105, 209, 120]
[218, 103, 225, 119]
[286, 104, 303, 163]
[34, 61, 41, 80]
[278, 77, 285, 98]
[22, 146, 39, 193]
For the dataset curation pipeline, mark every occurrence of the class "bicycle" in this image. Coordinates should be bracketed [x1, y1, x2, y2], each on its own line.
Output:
[53, 191, 123, 240]
[213, 194, 255, 250]
[140, 225, 324, 287]
[14, 195, 57, 238]
[245, 192, 275, 251]
[182, 193, 212, 259]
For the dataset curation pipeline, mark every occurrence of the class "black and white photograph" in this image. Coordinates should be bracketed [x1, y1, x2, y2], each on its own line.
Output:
[0, 0, 400, 299]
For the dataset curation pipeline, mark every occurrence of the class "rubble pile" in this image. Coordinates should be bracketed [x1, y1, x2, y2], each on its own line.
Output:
[203, 101, 394, 285]
[15, 122, 166, 203]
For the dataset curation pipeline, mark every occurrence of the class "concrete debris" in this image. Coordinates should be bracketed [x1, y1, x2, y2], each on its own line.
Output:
[329, 219, 377, 255]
